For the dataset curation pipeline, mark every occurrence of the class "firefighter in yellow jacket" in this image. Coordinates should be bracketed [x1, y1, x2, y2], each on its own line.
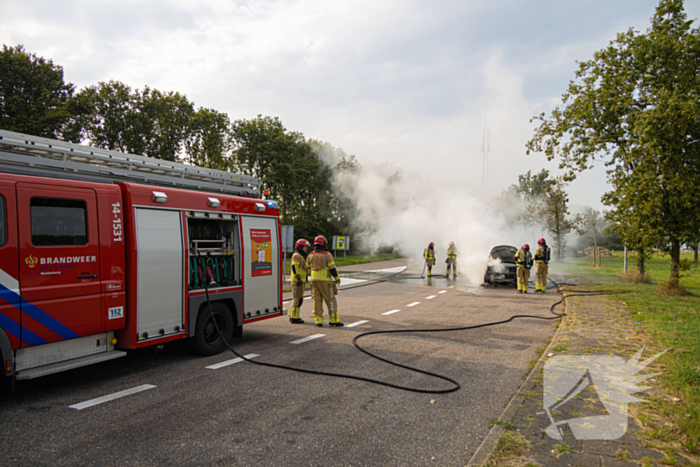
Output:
[307, 235, 343, 327]
[289, 238, 309, 324]
[534, 238, 551, 293]
[445, 241, 458, 279]
[515, 244, 533, 293]
[424, 242, 436, 277]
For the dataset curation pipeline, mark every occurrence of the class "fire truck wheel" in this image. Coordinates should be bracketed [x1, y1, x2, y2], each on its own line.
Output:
[190, 302, 234, 356]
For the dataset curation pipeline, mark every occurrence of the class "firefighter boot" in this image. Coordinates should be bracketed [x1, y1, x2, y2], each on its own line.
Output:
[290, 317, 305, 324]
[329, 313, 344, 327]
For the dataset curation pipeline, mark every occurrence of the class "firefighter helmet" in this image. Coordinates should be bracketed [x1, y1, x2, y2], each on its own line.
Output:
[295, 238, 309, 250]
[314, 235, 327, 246]
[522, 244, 530, 250]
[537, 238, 546, 245]
[449, 241, 454, 246]
[429, 242, 434, 247]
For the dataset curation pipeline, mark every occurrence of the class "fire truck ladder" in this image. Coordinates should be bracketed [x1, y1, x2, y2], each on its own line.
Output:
[0, 129, 261, 197]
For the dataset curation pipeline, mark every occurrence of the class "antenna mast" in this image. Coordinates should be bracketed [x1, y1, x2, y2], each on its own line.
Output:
[481, 125, 490, 194]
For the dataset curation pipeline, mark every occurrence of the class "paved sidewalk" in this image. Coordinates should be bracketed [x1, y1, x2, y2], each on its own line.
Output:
[471, 283, 675, 466]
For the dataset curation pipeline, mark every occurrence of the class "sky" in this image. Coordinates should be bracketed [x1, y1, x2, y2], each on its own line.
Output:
[2, 0, 699, 211]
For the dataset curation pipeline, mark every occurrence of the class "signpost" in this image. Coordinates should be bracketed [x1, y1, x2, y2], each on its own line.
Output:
[332, 235, 350, 260]
[281, 225, 295, 281]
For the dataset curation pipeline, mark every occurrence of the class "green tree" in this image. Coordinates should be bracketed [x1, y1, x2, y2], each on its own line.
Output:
[540, 177, 585, 261]
[0, 45, 77, 140]
[526, 0, 700, 285]
[74, 81, 194, 161]
[500, 169, 553, 228]
[72, 81, 139, 152]
[231, 116, 339, 240]
[138, 87, 194, 161]
[184, 108, 233, 170]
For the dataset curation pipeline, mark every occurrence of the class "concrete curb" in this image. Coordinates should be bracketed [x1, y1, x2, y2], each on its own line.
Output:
[467, 287, 571, 466]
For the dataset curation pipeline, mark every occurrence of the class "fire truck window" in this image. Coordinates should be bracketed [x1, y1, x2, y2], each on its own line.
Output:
[30, 198, 88, 246]
[0, 195, 5, 247]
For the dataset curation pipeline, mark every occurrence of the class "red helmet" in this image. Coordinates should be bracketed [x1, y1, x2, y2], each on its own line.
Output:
[537, 238, 546, 245]
[295, 238, 309, 249]
[429, 242, 434, 246]
[449, 241, 454, 245]
[314, 235, 327, 246]
[522, 244, 530, 250]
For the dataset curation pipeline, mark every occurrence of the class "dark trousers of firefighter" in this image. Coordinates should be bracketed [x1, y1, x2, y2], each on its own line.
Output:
[535, 262, 548, 291]
[446, 257, 457, 277]
[311, 281, 340, 324]
[290, 282, 305, 319]
[517, 266, 530, 292]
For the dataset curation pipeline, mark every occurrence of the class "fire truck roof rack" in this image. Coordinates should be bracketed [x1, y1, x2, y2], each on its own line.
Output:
[0, 129, 261, 197]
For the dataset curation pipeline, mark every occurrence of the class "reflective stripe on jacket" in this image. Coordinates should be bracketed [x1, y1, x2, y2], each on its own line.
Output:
[307, 251, 336, 281]
[291, 251, 308, 283]
[446, 246, 458, 258]
[424, 247, 435, 260]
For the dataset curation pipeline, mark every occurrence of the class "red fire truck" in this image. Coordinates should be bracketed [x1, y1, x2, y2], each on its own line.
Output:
[0, 130, 283, 392]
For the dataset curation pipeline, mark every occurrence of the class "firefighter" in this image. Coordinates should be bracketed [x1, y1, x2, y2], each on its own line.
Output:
[515, 244, 533, 293]
[307, 235, 343, 327]
[424, 242, 436, 277]
[289, 238, 310, 323]
[445, 241, 458, 279]
[534, 238, 551, 293]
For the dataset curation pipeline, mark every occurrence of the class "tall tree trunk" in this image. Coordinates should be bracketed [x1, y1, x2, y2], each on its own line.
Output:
[694, 241, 698, 263]
[636, 247, 646, 277]
[669, 238, 681, 287]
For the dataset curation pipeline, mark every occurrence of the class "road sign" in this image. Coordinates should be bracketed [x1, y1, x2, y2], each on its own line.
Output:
[281, 225, 295, 282]
[281, 225, 295, 253]
[333, 236, 349, 251]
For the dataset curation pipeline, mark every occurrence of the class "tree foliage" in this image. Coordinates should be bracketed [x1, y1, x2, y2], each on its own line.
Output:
[0, 45, 362, 248]
[184, 108, 234, 170]
[0, 45, 77, 140]
[526, 0, 700, 284]
[73, 81, 194, 161]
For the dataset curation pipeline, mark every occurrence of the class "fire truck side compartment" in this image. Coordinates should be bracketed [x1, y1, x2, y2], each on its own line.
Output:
[241, 215, 281, 318]
[134, 208, 185, 340]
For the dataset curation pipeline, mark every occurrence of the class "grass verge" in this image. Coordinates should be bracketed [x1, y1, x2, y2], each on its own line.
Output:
[555, 251, 700, 460]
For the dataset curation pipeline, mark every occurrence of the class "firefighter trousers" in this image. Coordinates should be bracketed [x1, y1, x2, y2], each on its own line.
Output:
[535, 262, 548, 292]
[425, 259, 435, 277]
[290, 282, 305, 319]
[310, 281, 340, 325]
[446, 257, 457, 277]
[517, 266, 530, 292]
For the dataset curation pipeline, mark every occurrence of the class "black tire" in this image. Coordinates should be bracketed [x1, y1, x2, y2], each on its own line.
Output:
[189, 302, 234, 356]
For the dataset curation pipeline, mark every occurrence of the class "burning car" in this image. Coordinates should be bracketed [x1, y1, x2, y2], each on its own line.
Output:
[484, 245, 518, 285]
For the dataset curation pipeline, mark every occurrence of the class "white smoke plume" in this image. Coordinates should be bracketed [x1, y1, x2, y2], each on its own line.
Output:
[334, 162, 545, 285]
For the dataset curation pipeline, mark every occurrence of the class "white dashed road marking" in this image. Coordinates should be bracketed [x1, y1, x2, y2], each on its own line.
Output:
[206, 354, 259, 370]
[426, 295, 437, 299]
[346, 320, 369, 327]
[382, 309, 401, 316]
[69, 384, 156, 410]
[290, 334, 325, 344]
[438, 290, 448, 294]
[406, 302, 421, 307]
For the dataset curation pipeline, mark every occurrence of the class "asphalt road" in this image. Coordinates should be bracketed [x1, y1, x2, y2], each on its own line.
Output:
[0, 261, 561, 466]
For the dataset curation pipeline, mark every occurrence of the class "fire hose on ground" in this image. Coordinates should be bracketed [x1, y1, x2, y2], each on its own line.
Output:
[199, 259, 620, 395]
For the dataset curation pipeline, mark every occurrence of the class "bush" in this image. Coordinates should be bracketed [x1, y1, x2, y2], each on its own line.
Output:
[621, 272, 652, 284]
[658, 280, 687, 296]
